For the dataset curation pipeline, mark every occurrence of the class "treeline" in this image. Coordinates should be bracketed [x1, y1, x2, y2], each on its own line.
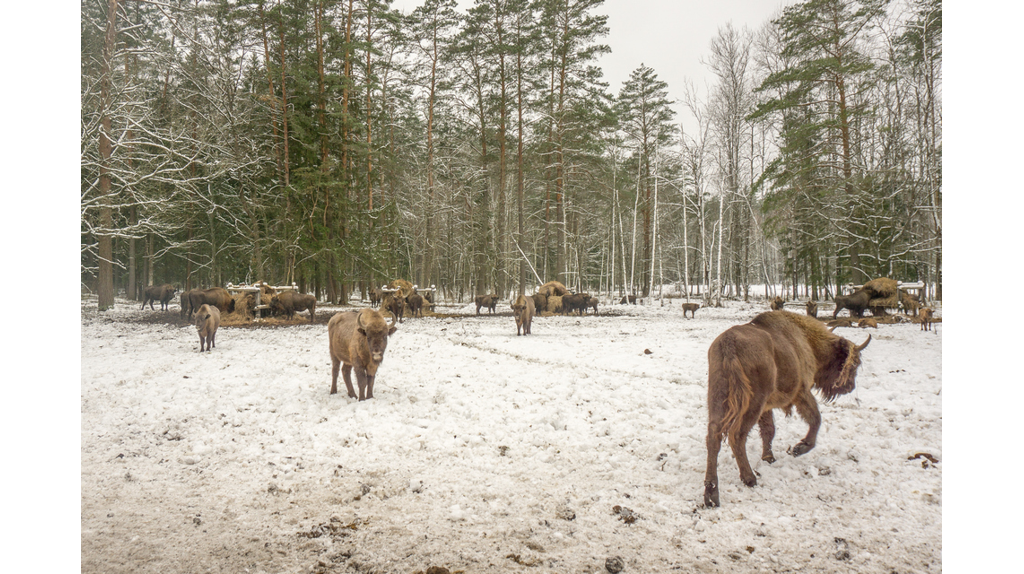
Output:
[81, 0, 941, 310]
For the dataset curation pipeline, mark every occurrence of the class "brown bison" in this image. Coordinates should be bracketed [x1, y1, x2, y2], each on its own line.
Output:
[833, 289, 872, 319]
[900, 292, 921, 317]
[805, 300, 818, 318]
[369, 287, 383, 308]
[328, 309, 398, 400]
[682, 302, 700, 318]
[383, 292, 406, 323]
[769, 296, 785, 311]
[704, 311, 871, 507]
[562, 293, 589, 315]
[587, 296, 599, 315]
[512, 295, 535, 336]
[188, 287, 236, 318]
[407, 292, 424, 318]
[194, 304, 221, 352]
[142, 284, 176, 311]
[270, 290, 316, 321]
[858, 318, 878, 329]
[619, 295, 638, 305]
[919, 307, 934, 331]
[475, 294, 498, 315]
[531, 292, 548, 314]
[179, 288, 200, 319]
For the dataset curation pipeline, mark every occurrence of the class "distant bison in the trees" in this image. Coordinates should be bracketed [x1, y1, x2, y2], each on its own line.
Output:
[512, 295, 535, 336]
[369, 287, 383, 308]
[562, 293, 589, 316]
[769, 296, 785, 311]
[806, 300, 818, 318]
[620, 295, 638, 305]
[900, 292, 921, 317]
[188, 288, 236, 317]
[270, 290, 316, 321]
[407, 292, 424, 318]
[142, 284, 176, 311]
[531, 293, 548, 314]
[704, 311, 871, 507]
[180, 288, 201, 319]
[328, 309, 398, 400]
[682, 302, 700, 318]
[587, 296, 599, 315]
[475, 294, 498, 315]
[832, 290, 872, 319]
[194, 304, 221, 352]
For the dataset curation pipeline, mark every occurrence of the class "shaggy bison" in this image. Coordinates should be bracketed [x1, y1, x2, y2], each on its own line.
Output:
[530, 293, 548, 314]
[179, 288, 200, 319]
[512, 295, 535, 336]
[142, 284, 176, 311]
[562, 293, 589, 316]
[194, 304, 221, 352]
[681, 302, 700, 318]
[383, 292, 405, 323]
[619, 295, 638, 305]
[919, 307, 934, 331]
[328, 309, 398, 400]
[769, 296, 785, 311]
[270, 290, 316, 321]
[407, 292, 425, 318]
[832, 289, 872, 319]
[900, 292, 921, 317]
[703, 311, 871, 507]
[188, 288, 236, 318]
[475, 294, 498, 315]
[369, 287, 383, 308]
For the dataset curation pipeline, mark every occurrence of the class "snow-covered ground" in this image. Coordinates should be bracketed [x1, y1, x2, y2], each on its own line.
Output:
[81, 297, 941, 573]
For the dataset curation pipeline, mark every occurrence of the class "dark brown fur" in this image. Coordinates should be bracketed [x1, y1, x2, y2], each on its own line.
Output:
[369, 287, 383, 308]
[512, 295, 535, 336]
[328, 309, 397, 400]
[531, 293, 548, 314]
[619, 295, 638, 305]
[682, 302, 700, 318]
[194, 304, 221, 352]
[858, 318, 878, 329]
[833, 290, 871, 319]
[142, 284, 177, 311]
[587, 295, 599, 315]
[562, 293, 589, 315]
[188, 288, 236, 317]
[769, 296, 785, 311]
[407, 293, 424, 318]
[475, 294, 498, 315]
[269, 290, 316, 321]
[180, 288, 200, 319]
[704, 311, 870, 507]
[383, 292, 405, 323]
[900, 292, 921, 317]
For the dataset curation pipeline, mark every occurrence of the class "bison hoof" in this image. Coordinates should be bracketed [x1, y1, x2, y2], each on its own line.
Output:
[742, 475, 757, 488]
[762, 453, 776, 464]
[789, 442, 813, 457]
[703, 483, 720, 507]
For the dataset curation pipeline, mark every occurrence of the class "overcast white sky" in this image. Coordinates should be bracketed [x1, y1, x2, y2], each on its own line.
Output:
[391, 0, 796, 129]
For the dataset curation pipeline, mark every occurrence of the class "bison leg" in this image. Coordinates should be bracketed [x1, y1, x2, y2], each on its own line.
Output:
[210, 331, 215, 350]
[330, 358, 341, 395]
[341, 364, 357, 399]
[758, 411, 777, 464]
[789, 391, 822, 457]
[704, 421, 724, 508]
[729, 408, 763, 488]
[353, 368, 369, 401]
[365, 374, 375, 400]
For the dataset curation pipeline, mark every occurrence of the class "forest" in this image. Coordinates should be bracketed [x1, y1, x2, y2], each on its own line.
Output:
[80, 0, 942, 310]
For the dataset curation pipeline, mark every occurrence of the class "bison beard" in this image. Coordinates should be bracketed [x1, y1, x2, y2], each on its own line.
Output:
[703, 311, 870, 507]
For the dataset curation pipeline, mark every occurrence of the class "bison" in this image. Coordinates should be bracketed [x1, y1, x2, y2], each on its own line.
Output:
[704, 311, 871, 507]
[832, 289, 872, 319]
[194, 304, 221, 352]
[328, 309, 398, 400]
[920, 307, 934, 331]
[142, 284, 176, 311]
[769, 296, 785, 311]
[805, 300, 818, 318]
[682, 302, 700, 318]
[900, 292, 921, 317]
[587, 296, 599, 315]
[407, 292, 424, 318]
[562, 293, 589, 316]
[382, 292, 405, 323]
[270, 290, 316, 321]
[188, 287, 236, 318]
[369, 287, 383, 308]
[530, 293, 548, 314]
[475, 294, 498, 315]
[619, 295, 638, 305]
[179, 288, 201, 319]
[512, 295, 535, 336]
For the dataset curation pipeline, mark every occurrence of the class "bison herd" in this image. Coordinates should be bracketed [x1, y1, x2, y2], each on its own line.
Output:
[130, 276, 937, 508]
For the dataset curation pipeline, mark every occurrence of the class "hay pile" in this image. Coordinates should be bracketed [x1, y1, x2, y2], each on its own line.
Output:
[862, 277, 899, 309]
[538, 281, 568, 298]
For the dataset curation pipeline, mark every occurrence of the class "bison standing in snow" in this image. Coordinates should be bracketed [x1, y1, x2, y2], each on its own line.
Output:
[703, 311, 870, 507]
[188, 288, 236, 318]
[269, 290, 316, 322]
[142, 284, 177, 311]
[919, 307, 934, 331]
[328, 309, 398, 400]
[681, 302, 700, 318]
[833, 289, 872, 319]
[194, 304, 221, 352]
[512, 295, 535, 336]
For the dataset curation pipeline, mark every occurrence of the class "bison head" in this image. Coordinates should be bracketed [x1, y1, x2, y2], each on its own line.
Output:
[816, 335, 871, 402]
[358, 311, 397, 365]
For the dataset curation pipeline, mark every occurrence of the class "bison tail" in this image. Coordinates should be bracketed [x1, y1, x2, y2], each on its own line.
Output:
[716, 356, 754, 446]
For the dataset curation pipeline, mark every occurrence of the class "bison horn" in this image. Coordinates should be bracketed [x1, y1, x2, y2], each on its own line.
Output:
[856, 334, 872, 351]
[828, 326, 838, 333]
[357, 310, 366, 329]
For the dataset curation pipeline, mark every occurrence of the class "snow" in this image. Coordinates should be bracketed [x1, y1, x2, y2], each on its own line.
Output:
[81, 296, 941, 573]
